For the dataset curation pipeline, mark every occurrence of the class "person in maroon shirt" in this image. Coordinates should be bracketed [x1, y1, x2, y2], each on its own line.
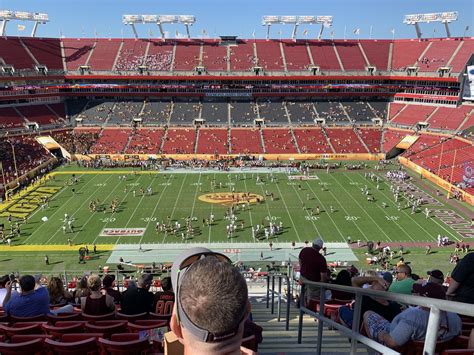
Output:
[298, 238, 328, 303]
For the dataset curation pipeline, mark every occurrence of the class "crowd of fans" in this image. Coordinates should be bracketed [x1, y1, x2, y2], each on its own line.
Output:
[115, 52, 173, 72]
[298, 238, 474, 353]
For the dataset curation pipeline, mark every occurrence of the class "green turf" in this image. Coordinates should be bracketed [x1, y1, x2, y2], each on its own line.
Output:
[1, 165, 470, 247]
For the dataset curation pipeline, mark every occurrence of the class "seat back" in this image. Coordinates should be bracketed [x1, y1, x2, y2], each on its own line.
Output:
[46, 312, 82, 324]
[115, 312, 147, 323]
[44, 337, 98, 355]
[81, 312, 115, 322]
[128, 320, 168, 333]
[42, 323, 85, 338]
[110, 333, 140, 342]
[0, 338, 44, 354]
[9, 314, 46, 323]
[98, 337, 151, 354]
[11, 334, 53, 343]
[61, 333, 104, 342]
[85, 321, 127, 338]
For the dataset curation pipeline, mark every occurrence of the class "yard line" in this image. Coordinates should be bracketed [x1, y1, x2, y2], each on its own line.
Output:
[23, 173, 93, 244]
[137, 174, 174, 246]
[342, 173, 414, 242]
[242, 174, 255, 243]
[45, 174, 117, 244]
[273, 176, 302, 242]
[161, 173, 188, 244]
[92, 174, 148, 245]
[185, 173, 202, 244]
[369, 173, 461, 242]
[300, 180, 349, 240]
[116, 174, 154, 245]
[327, 173, 393, 242]
[207, 173, 217, 244]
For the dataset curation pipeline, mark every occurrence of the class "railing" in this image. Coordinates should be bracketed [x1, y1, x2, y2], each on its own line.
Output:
[298, 278, 474, 355]
[266, 273, 291, 331]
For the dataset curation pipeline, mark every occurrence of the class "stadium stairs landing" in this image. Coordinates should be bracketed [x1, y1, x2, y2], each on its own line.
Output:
[248, 284, 369, 354]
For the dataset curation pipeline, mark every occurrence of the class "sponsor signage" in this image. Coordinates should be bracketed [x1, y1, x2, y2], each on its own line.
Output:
[99, 228, 146, 237]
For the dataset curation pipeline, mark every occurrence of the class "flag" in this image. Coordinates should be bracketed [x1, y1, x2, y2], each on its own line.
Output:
[17, 25, 26, 31]
[252, 30, 256, 38]
[466, 25, 470, 31]
[390, 28, 395, 34]
[303, 29, 308, 36]
[148, 29, 153, 37]
[353, 28, 360, 35]
[175, 30, 180, 38]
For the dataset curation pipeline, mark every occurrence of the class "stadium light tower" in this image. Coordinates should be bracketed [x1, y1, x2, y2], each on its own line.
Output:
[403, 11, 458, 39]
[122, 14, 196, 39]
[0, 10, 49, 37]
[262, 15, 333, 40]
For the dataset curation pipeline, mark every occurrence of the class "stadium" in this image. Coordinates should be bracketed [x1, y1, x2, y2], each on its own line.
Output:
[0, 1, 473, 354]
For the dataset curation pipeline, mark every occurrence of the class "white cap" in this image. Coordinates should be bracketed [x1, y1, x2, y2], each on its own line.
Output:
[313, 238, 324, 249]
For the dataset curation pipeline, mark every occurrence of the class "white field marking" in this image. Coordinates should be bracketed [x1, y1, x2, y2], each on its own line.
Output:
[183, 172, 202, 244]
[208, 173, 217, 244]
[242, 175, 255, 243]
[288, 183, 323, 237]
[343, 173, 413, 242]
[327, 173, 393, 242]
[273, 177, 302, 242]
[92, 174, 148, 245]
[137, 174, 174, 246]
[22, 174, 90, 244]
[161, 173, 188, 244]
[304, 178, 366, 241]
[45, 174, 117, 244]
[116, 174, 155, 245]
[367, 173, 453, 242]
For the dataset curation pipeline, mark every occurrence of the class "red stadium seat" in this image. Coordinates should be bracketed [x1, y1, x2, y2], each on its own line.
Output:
[9, 314, 46, 323]
[115, 312, 148, 323]
[127, 319, 168, 333]
[46, 312, 82, 324]
[42, 322, 85, 338]
[0, 338, 44, 354]
[442, 351, 474, 355]
[10, 334, 53, 343]
[0, 323, 44, 338]
[110, 333, 140, 342]
[45, 337, 99, 355]
[85, 321, 128, 338]
[61, 333, 104, 342]
[98, 337, 151, 354]
[81, 312, 116, 322]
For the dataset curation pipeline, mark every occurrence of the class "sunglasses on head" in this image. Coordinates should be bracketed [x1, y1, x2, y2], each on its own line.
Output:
[175, 251, 244, 343]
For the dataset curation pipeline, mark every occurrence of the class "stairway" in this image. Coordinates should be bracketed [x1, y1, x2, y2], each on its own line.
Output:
[321, 127, 336, 153]
[249, 287, 369, 354]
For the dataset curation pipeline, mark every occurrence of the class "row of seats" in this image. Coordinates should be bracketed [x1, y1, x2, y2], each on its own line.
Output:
[3, 37, 473, 73]
[0, 104, 66, 129]
[67, 99, 389, 126]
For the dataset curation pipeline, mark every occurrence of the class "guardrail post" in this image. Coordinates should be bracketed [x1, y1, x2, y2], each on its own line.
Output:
[266, 275, 270, 309]
[297, 283, 306, 344]
[350, 293, 363, 354]
[423, 306, 441, 355]
[286, 276, 291, 331]
[271, 275, 275, 314]
[317, 286, 326, 355]
[277, 276, 282, 322]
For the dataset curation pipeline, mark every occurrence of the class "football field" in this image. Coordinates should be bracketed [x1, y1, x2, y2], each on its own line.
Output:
[0, 164, 471, 249]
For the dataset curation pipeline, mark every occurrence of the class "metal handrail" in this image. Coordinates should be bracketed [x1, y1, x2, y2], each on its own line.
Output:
[298, 278, 474, 355]
[266, 273, 291, 331]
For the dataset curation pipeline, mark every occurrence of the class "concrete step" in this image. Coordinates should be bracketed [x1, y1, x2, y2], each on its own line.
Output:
[250, 295, 369, 354]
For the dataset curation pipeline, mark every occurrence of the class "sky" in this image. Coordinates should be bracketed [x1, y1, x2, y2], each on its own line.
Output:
[0, 0, 472, 40]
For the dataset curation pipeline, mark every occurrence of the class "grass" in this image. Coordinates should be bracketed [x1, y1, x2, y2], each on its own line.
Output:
[0, 162, 471, 275]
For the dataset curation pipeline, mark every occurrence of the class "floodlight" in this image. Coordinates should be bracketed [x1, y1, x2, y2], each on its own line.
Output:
[0, 9, 49, 36]
[262, 15, 280, 24]
[280, 16, 298, 24]
[122, 14, 141, 23]
[159, 15, 178, 23]
[403, 11, 458, 38]
[142, 15, 158, 23]
[178, 15, 195, 24]
[298, 16, 316, 24]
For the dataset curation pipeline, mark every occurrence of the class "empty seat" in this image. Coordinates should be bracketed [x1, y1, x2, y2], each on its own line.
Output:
[9, 314, 46, 323]
[42, 322, 85, 338]
[128, 319, 168, 333]
[45, 337, 98, 355]
[0, 338, 44, 354]
[115, 312, 148, 323]
[0, 323, 44, 338]
[61, 333, 104, 342]
[46, 312, 82, 324]
[98, 337, 151, 354]
[85, 321, 128, 338]
[81, 312, 115, 322]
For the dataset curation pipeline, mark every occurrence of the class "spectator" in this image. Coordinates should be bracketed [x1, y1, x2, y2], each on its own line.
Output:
[339, 272, 402, 329]
[102, 274, 121, 304]
[446, 252, 474, 303]
[3, 275, 73, 317]
[170, 247, 254, 355]
[426, 269, 444, 286]
[363, 282, 461, 350]
[389, 264, 416, 295]
[120, 273, 154, 315]
[298, 238, 328, 302]
[0, 275, 13, 305]
[81, 274, 115, 315]
[73, 276, 91, 303]
[153, 276, 174, 315]
[330, 270, 354, 301]
[47, 276, 73, 305]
